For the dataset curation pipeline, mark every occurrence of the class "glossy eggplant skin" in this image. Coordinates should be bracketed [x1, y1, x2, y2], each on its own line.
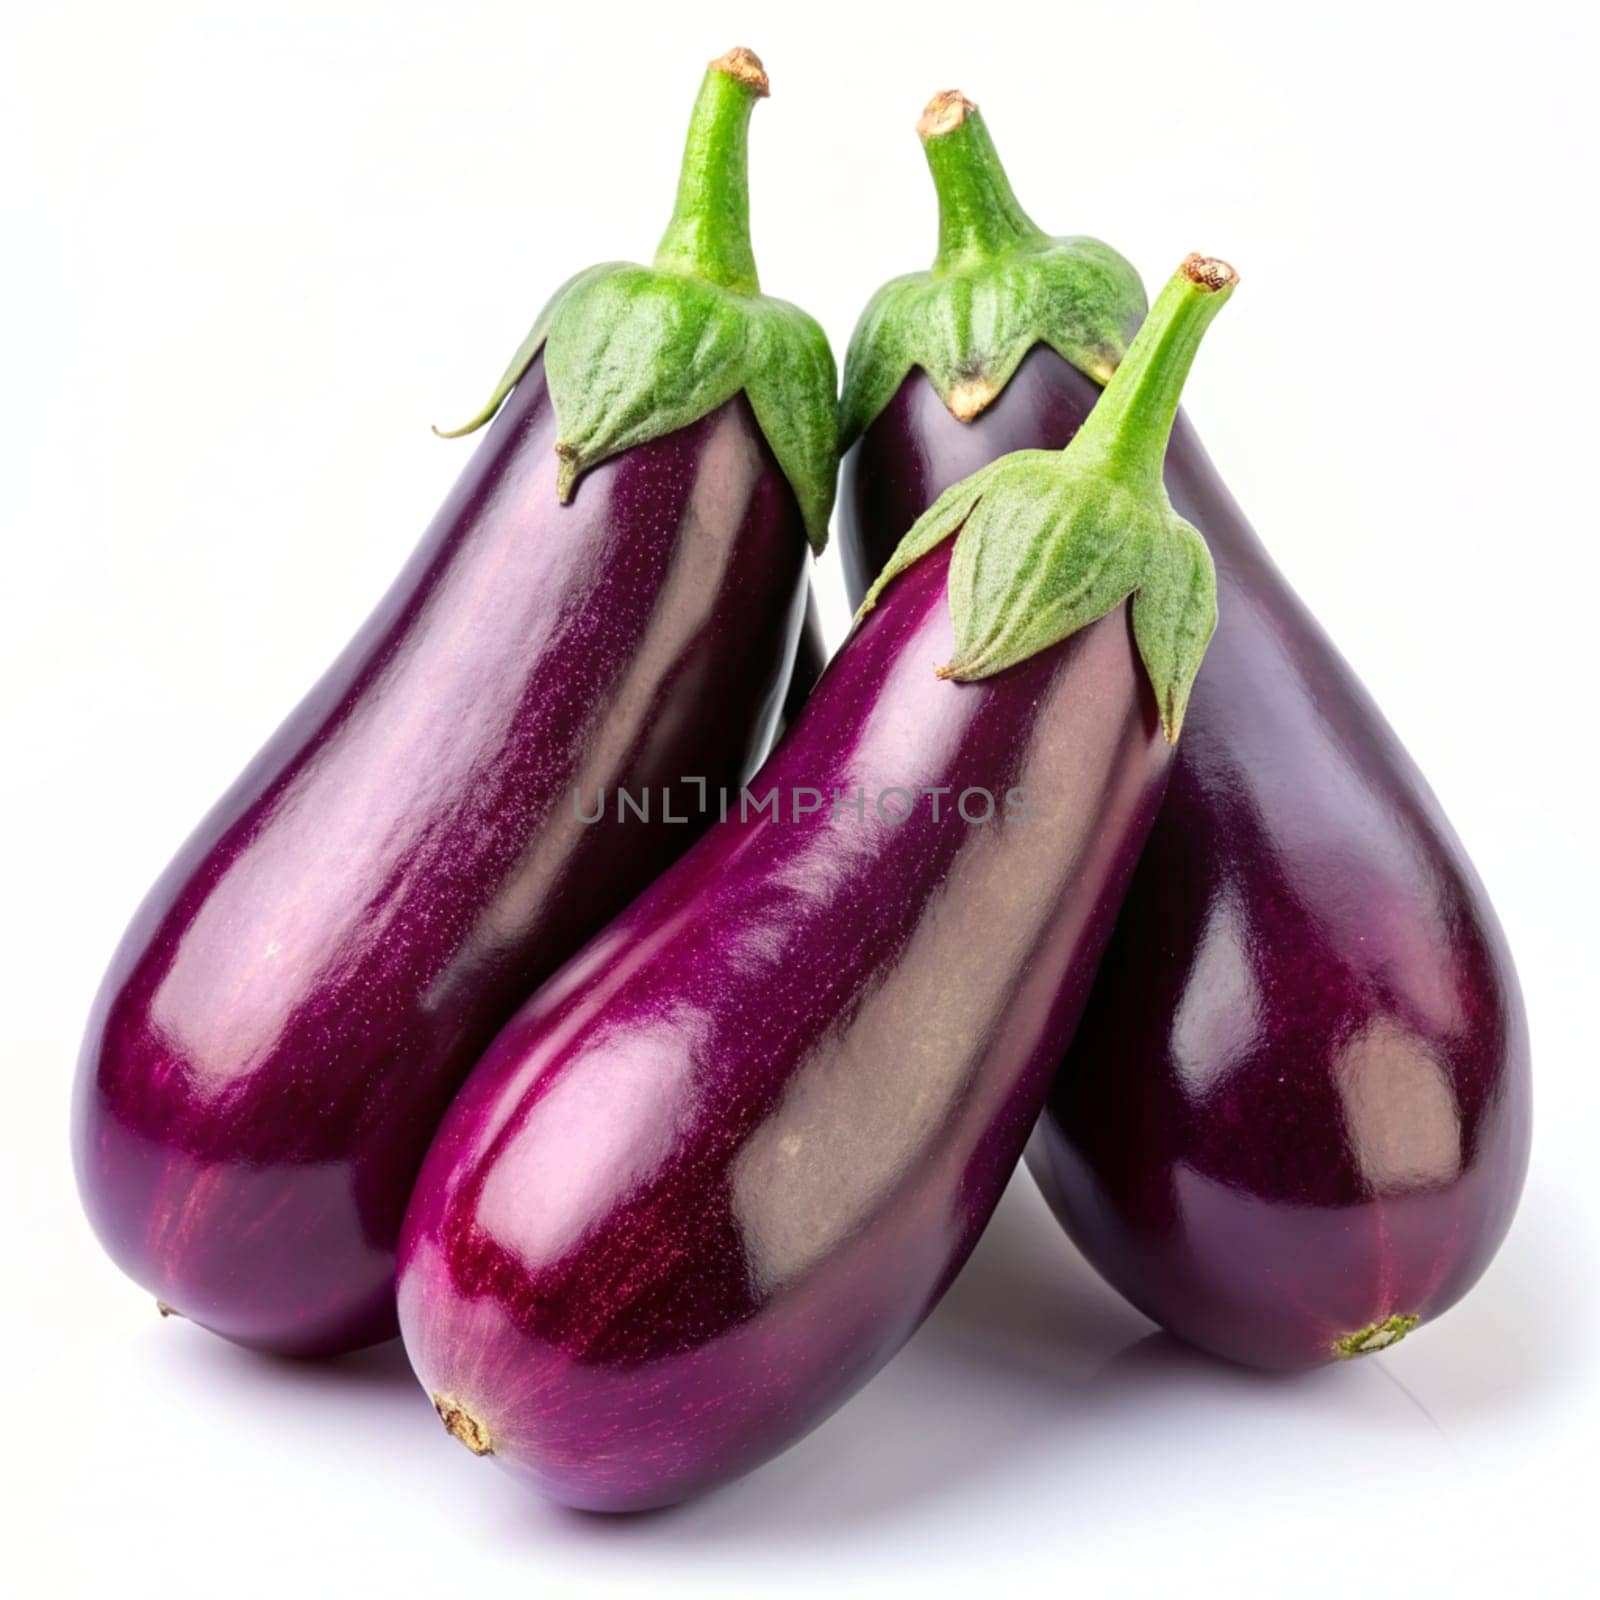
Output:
[777, 586, 827, 735]
[398, 538, 1171, 1510]
[74, 354, 809, 1358]
[839, 347, 1112, 603]
[841, 348, 1530, 1370]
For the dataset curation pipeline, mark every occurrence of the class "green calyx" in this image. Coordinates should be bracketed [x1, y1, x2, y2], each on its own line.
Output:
[838, 91, 1148, 451]
[435, 48, 837, 552]
[858, 256, 1237, 741]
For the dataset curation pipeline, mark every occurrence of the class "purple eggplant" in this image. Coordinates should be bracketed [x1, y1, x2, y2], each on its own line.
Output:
[396, 258, 1236, 1508]
[778, 587, 827, 733]
[73, 49, 838, 1358]
[840, 92, 1529, 1370]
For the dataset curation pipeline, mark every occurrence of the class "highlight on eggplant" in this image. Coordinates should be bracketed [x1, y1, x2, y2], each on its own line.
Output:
[396, 257, 1234, 1510]
[838, 89, 1529, 1371]
[72, 47, 837, 1358]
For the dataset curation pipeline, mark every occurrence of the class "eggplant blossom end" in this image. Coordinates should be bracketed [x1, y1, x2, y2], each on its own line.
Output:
[1333, 1314, 1421, 1359]
[433, 1394, 494, 1456]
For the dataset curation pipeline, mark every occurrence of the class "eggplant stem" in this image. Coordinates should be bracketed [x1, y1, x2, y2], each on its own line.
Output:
[709, 46, 768, 94]
[652, 49, 766, 295]
[1065, 256, 1238, 494]
[916, 89, 974, 140]
[921, 98, 1045, 273]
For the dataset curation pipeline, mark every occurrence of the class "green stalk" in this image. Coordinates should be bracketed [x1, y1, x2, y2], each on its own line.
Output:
[1066, 255, 1238, 493]
[919, 93, 1044, 272]
[837, 90, 1147, 447]
[432, 48, 837, 550]
[859, 255, 1237, 739]
[652, 48, 768, 294]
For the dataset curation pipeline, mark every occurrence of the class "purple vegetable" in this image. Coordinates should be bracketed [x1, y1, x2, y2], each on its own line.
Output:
[397, 258, 1236, 1508]
[73, 49, 838, 1357]
[840, 92, 1529, 1369]
[778, 587, 827, 734]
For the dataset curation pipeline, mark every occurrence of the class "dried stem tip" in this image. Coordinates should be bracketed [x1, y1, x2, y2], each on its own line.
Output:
[918, 89, 976, 141]
[432, 1394, 494, 1456]
[711, 47, 769, 95]
[1181, 253, 1239, 293]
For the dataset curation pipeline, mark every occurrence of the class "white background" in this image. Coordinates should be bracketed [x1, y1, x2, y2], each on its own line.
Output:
[3, 2, 1595, 1594]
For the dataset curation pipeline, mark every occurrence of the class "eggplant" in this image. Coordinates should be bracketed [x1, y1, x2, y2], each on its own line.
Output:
[397, 259, 1236, 1508]
[73, 49, 838, 1358]
[778, 587, 827, 734]
[840, 92, 1529, 1369]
